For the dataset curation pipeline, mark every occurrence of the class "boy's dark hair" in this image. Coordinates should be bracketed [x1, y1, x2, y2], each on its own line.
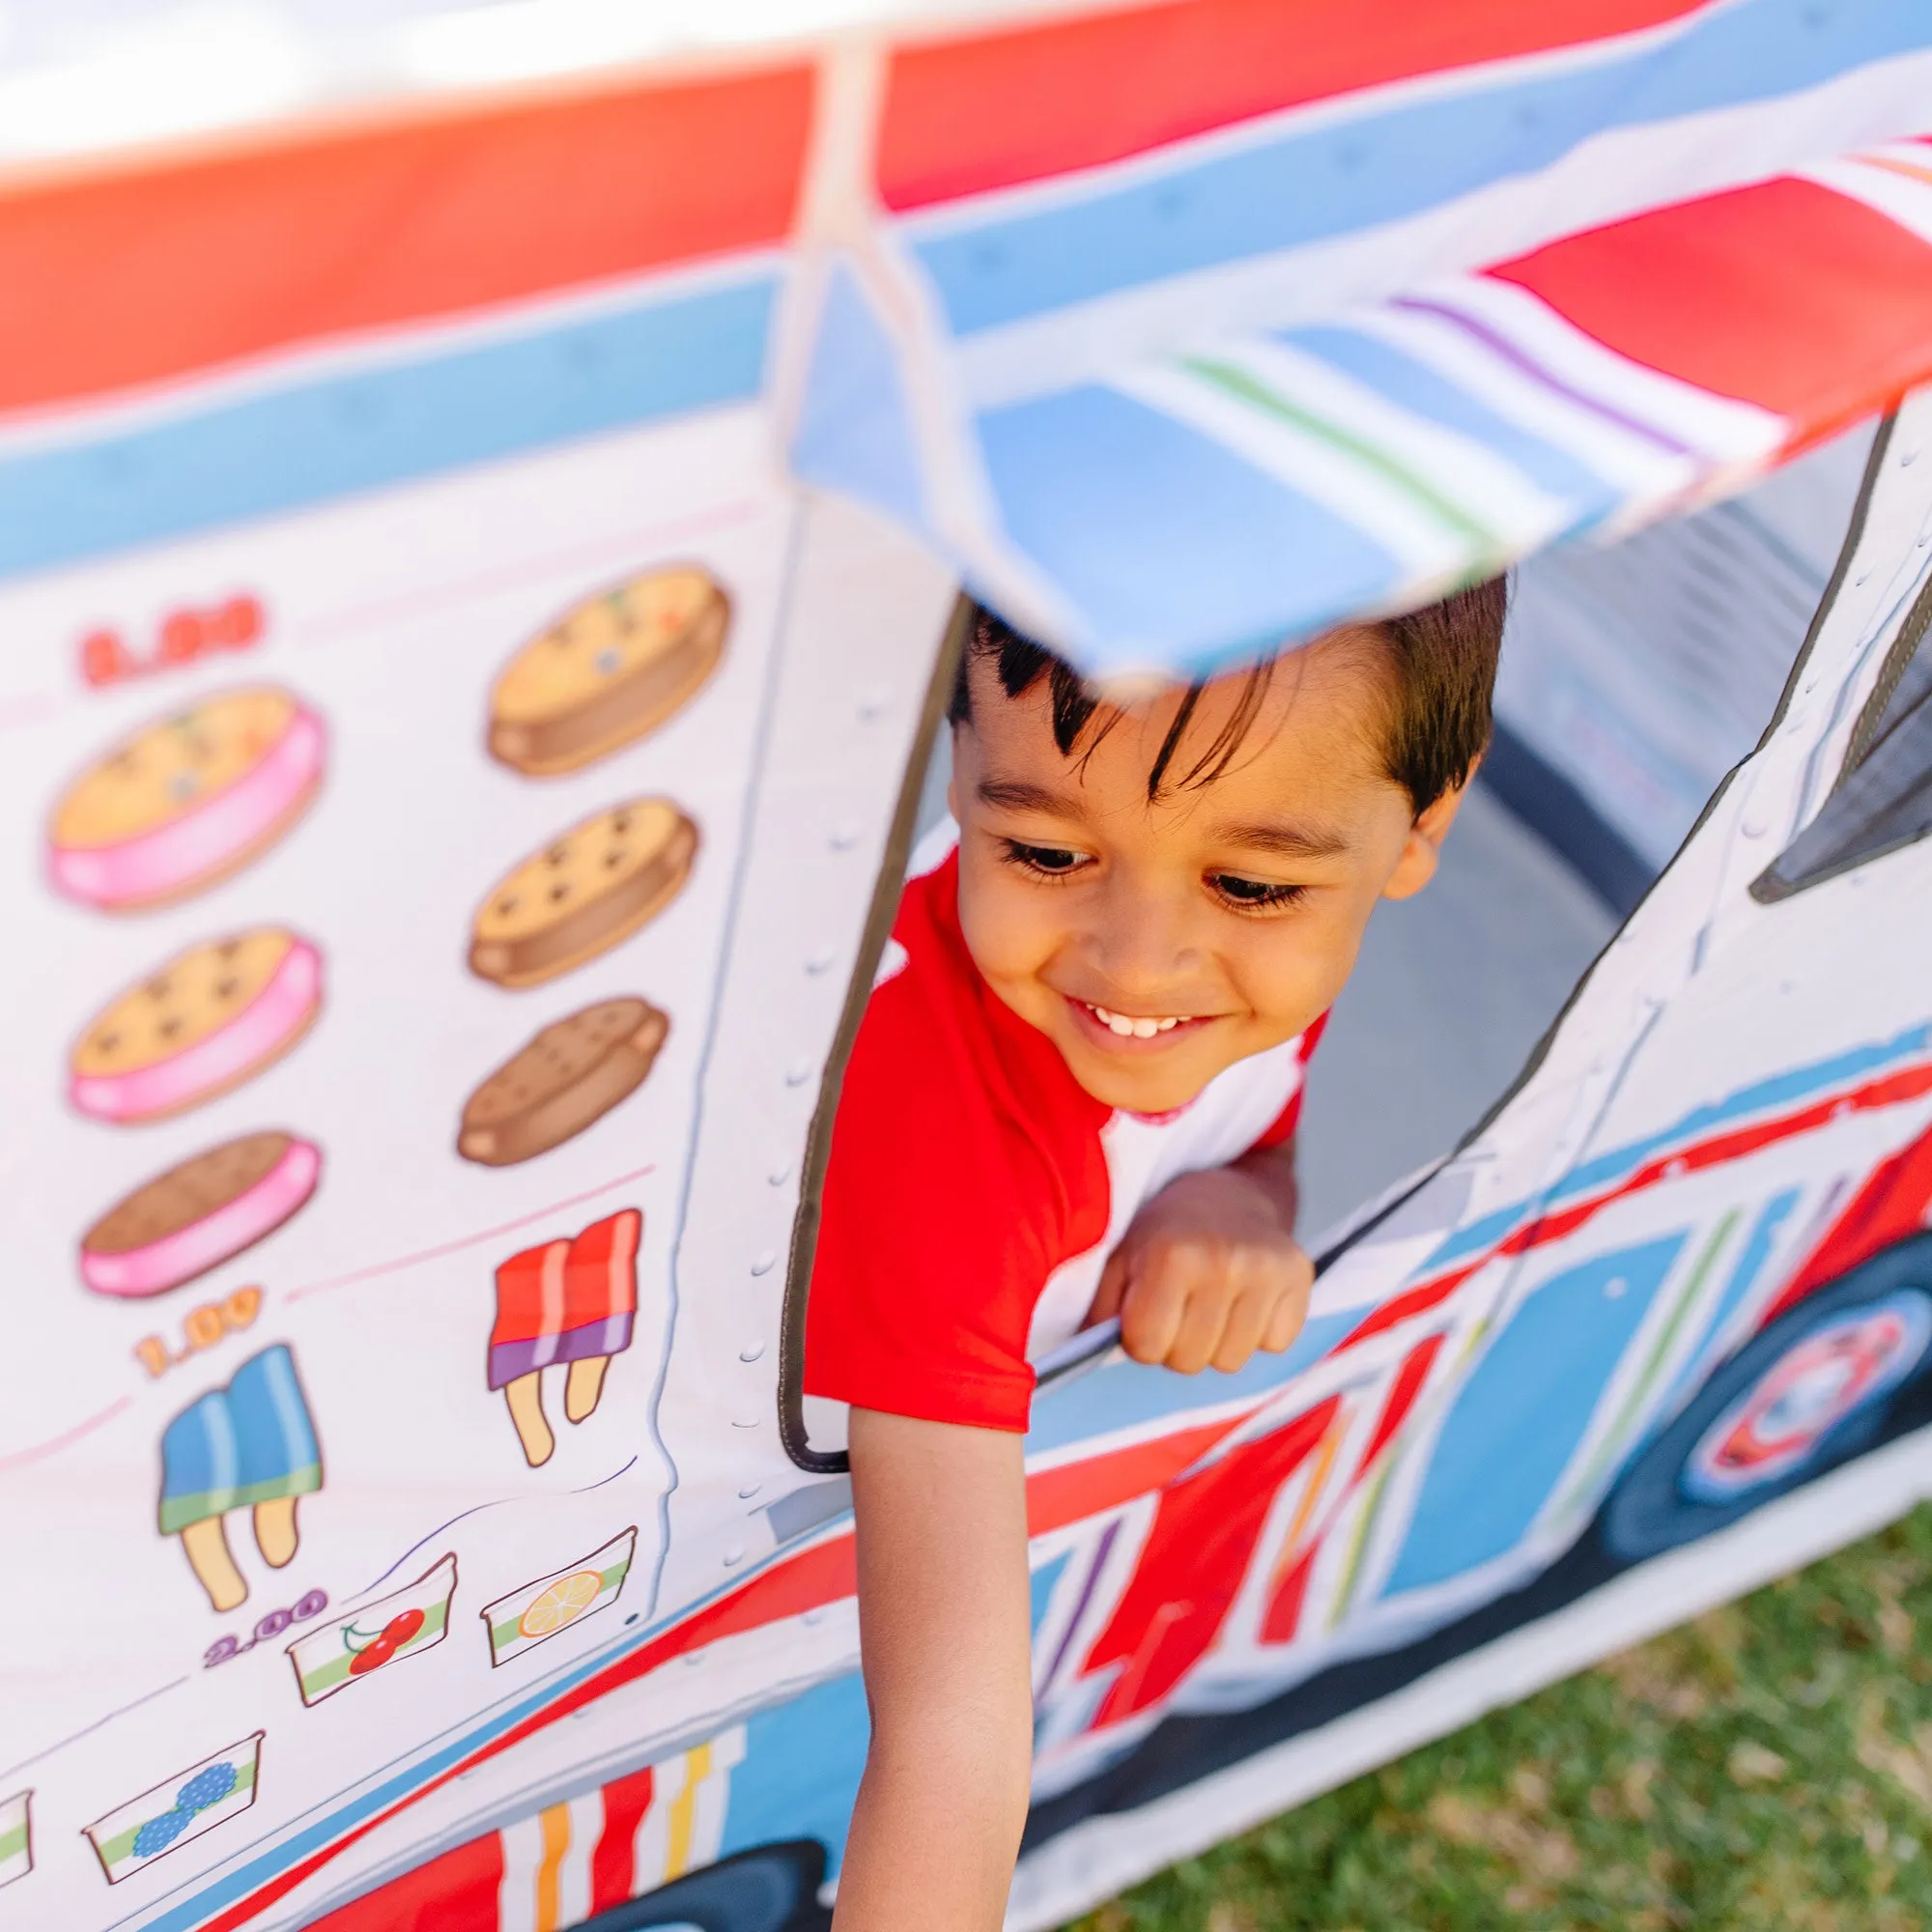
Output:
[948, 578, 1508, 814]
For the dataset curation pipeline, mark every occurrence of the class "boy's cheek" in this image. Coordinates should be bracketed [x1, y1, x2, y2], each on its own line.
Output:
[1226, 908, 1363, 1043]
[955, 860, 1063, 1009]
[957, 846, 1052, 957]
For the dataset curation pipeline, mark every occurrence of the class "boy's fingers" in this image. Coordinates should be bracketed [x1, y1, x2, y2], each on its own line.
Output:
[1122, 1240, 1315, 1372]
[1208, 1267, 1275, 1373]
[1261, 1251, 1316, 1352]
[1118, 1247, 1192, 1366]
[1087, 1249, 1130, 1327]
[1260, 1287, 1307, 1352]
[1164, 1255, 1231, 1374]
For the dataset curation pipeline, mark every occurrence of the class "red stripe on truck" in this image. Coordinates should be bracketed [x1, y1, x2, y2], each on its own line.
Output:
[877, 0, 1704, 213]
[0, 63, 811, 414]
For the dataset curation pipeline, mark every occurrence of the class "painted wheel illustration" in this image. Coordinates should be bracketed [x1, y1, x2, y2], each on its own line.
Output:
[1601, 1234, 1932, 1565]
[520, 1570, 603, 1640]
[572, 1841, 830, 1932]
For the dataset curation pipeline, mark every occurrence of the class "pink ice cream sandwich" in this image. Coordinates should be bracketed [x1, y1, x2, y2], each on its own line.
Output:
[79, 1131, 322, 1298]
[49, 687, 326, 912]
[70, 928, 324, 1124]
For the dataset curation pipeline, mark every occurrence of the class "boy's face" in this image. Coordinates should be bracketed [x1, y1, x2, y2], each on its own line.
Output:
[950, 633, 1467, 1117]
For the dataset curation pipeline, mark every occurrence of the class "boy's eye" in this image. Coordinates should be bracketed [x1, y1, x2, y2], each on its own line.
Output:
[1209, 872, 1306, 911]
[1002, 839, 1089, 878]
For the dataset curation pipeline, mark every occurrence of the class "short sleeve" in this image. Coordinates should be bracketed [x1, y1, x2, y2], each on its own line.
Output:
[803, 859, 1109, 1433]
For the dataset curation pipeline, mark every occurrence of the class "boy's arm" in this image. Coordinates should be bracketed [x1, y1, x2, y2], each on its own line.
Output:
[1087, 1135, 1313, 1373]
[836, 1406, 1035, 1932]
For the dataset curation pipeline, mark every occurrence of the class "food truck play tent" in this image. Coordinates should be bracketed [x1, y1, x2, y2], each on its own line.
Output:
[4, 4, 1932, 1926]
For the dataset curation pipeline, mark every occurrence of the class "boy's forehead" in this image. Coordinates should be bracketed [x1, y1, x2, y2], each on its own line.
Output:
[962, 636, 1394, 805]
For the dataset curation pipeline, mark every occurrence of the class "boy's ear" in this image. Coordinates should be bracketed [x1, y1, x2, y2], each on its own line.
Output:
[945, 717, 970, 826]
[1381, 758, 1478, 902]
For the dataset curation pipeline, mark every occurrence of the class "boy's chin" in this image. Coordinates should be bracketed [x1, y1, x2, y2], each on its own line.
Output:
[1057, 1037, 1223, 1118]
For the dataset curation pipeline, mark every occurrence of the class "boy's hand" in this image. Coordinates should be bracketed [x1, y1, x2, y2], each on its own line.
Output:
[1087, 1147, 1313, 1374]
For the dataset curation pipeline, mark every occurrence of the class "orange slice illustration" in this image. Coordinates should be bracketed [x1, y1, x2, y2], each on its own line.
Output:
[518, 1569, 603, 1639]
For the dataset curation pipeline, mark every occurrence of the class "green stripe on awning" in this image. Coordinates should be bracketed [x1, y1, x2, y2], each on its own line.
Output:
[1183, 354, 1502, 554]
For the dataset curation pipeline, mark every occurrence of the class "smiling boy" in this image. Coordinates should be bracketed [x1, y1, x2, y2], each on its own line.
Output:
[806, 583, 1506, 1931]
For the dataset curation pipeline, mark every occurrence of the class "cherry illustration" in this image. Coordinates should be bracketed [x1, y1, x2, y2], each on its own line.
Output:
[348, 1607, 425, 1676]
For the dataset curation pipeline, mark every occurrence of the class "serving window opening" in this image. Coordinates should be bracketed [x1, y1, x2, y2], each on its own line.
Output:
[780, 419, 1885, 1471]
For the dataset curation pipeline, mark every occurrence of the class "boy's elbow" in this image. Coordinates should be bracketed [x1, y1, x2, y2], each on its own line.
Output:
[869, 1666, 1034, 1774]
[868, 1662, 1034, 1811]
[866, 1714, 1034, 1853]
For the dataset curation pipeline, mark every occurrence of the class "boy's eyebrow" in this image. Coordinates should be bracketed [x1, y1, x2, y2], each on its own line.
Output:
[1217, 818, 1353, 860]
[977, 777, 1084, 817]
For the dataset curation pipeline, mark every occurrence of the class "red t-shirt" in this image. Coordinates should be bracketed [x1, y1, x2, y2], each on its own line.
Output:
[803, 829, 1324, 1433]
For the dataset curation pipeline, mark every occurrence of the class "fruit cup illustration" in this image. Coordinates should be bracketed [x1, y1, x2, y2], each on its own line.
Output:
[0, 1791, 30, 1890]
[481, 1527, 636, 1666]
[491, 1209, 640, 1466]
[159, 1344, 322, 1612]
[287, 1554, 457, 1707]
[84, 1734, 262, 1884]
[48, 687, 325, 912]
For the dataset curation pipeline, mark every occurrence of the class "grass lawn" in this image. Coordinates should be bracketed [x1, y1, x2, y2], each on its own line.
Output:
[1065, 1502, 1932, 1931]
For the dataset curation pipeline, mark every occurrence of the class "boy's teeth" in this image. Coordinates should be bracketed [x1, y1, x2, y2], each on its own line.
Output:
[1091, 1005, 1188, 1038]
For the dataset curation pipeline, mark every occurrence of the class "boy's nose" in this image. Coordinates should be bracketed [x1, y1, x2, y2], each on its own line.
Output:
[1080, 877, 1204, 1001]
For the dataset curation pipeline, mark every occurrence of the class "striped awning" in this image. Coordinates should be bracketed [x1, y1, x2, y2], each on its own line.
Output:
[1, 2, 1929, 683]
[787, 0, 1932, 679]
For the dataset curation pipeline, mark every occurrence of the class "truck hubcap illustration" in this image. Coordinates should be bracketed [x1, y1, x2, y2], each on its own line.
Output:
[1684, 1294, 1932, 1503]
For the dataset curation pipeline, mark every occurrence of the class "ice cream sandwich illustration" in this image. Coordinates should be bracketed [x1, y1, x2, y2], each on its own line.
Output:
[468, 798, 696, 990]
[491, 1208, 640, 1466]
[488, 565, 728, 776]
[48, 687, 326, 911]
[70, 928, 324, 1124]
[160, 1344, 320, 1612]
[79, 1130, 321, 1298]
[459, 997, 668, 1166]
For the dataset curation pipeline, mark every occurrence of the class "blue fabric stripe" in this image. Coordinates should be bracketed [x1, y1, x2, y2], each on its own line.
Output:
[0, 274, 776, 582]
[1025, 1311, 1356, 1456]
[975, 384, 1401, 672]
[1282, 324, 1623, 527]
[790, 261, 929, 532]
[1697, 1190, 1802, 1353]
[1551, 1025, 1932, 1206]
[1655, 1188, 1803, 1421]
[1383, 1234, 1687, 1594]
[1427, 1023, 1932, 1269]
[729, 1670, 871, 1881]
[908, 0, 1932, 334]
[1029, 1549, 1073, 1634]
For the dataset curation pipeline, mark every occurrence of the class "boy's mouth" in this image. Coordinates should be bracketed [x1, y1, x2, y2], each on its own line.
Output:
[1067, 997, 1212, 1050]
